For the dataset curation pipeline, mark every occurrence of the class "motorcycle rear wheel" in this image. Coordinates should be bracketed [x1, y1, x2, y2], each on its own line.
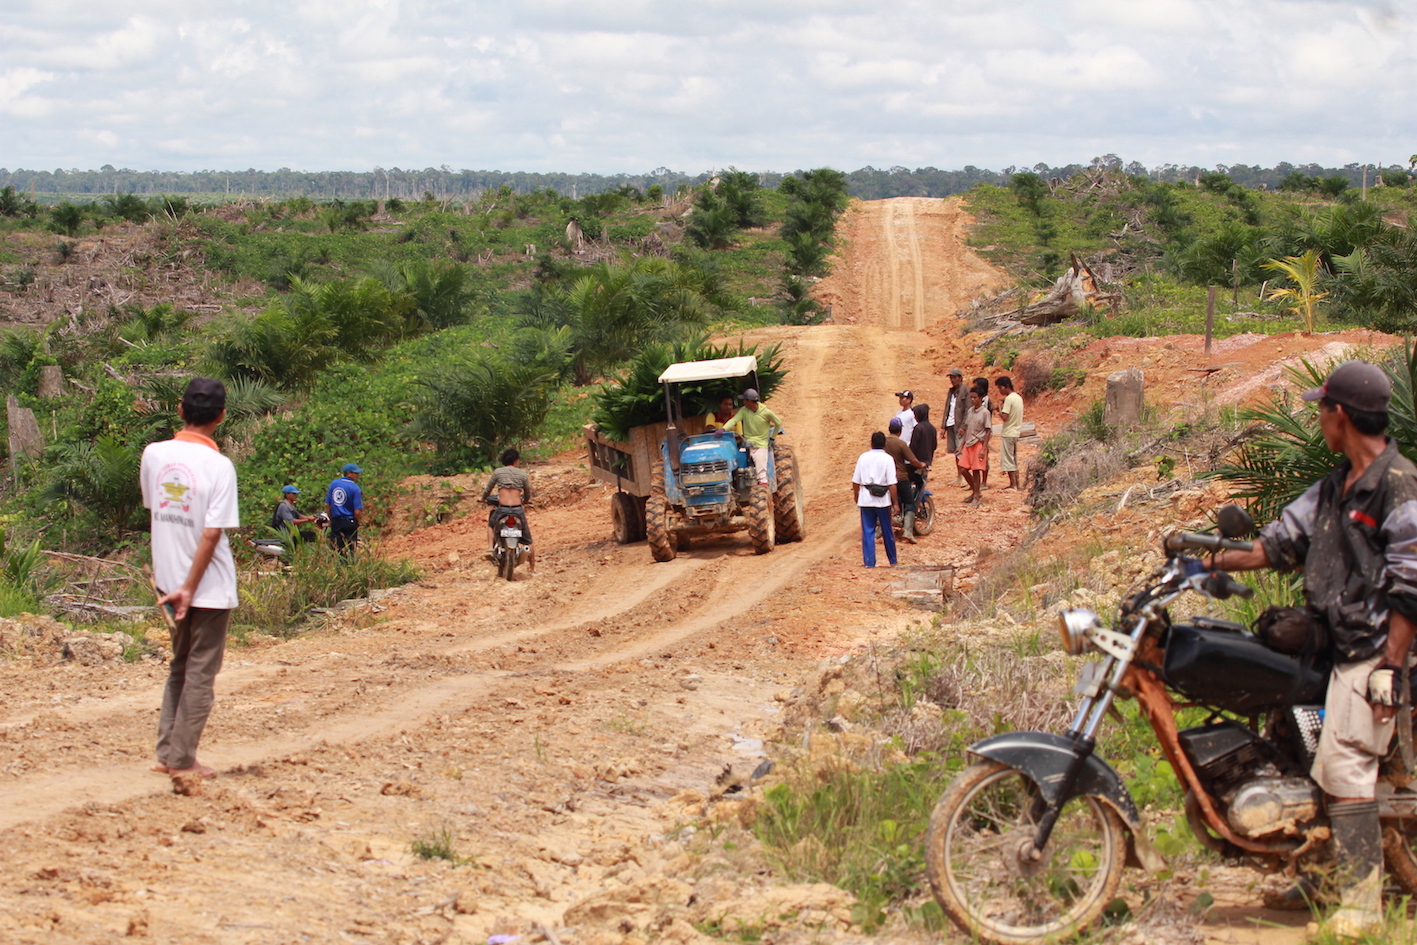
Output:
[499, 547, 516, 581]
[925, 760, 1126, 945]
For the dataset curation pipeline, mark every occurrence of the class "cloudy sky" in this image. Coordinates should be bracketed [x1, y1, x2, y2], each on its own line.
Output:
[2, 0, 1412, 175]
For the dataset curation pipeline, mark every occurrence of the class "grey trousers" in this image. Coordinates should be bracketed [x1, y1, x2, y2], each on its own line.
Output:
[156, 607, 230, 770]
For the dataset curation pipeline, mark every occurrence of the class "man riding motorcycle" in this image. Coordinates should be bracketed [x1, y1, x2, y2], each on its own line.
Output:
[483, 448, 536, 577]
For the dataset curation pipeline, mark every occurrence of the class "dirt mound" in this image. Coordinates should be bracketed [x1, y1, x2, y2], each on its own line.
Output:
[0, 613, 139, 666]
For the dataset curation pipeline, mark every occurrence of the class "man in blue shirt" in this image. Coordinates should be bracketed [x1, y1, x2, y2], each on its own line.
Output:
[325, 463, 364, 555]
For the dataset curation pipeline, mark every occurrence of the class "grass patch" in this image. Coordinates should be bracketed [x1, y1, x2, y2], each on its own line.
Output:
[0, 580, 43, 617]
[409, 825, 467, 863]
[233, 540, 420, 637]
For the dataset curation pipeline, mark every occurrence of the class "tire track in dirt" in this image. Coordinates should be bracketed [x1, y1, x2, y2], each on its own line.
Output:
[0, 325, 902, 830]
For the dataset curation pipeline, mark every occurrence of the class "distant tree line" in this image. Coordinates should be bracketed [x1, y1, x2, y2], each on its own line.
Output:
[0, 156, 1410, 204]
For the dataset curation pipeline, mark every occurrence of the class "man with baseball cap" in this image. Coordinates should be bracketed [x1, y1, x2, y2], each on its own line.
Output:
[326, 463, 364, 555]
[140, 377, 239, 783]
[942, 369, 968, 485]
[272, 484, 319, 543]
[1211, 360, 1417, 937]
[892, 390, 917, 445]
[723, 388, 784, 485]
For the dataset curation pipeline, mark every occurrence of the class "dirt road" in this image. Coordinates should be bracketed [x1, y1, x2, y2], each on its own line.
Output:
[0, 197, 1037, 944]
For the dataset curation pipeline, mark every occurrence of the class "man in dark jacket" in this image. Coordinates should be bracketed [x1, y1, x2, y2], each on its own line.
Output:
[1213, 361, 1417, 938]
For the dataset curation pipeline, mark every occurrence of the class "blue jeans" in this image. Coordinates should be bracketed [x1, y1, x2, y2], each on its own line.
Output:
[860, 506, 896, 567]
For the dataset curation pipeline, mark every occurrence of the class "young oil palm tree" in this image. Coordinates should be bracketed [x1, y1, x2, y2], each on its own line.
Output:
[1263, 250, 1328, 333]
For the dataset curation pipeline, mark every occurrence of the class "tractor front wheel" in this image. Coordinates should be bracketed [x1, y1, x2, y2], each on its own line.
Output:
[646, 471, 677, 562]
[746, 480, 776, 554]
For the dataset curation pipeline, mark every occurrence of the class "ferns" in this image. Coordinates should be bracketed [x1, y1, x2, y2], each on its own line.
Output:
[1216, 345, 1417, 522]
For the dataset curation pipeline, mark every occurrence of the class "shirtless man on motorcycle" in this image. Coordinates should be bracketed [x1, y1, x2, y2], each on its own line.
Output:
[1212, 360, 1417, 938]
[483, 448, 536, 577]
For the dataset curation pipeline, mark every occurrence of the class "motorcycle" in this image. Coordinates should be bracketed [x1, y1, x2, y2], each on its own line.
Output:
[892, 478, 935, 538]
[249, 512, 330, 567]
[925, 505, 1417, 944]
[488, 500, 529, 581]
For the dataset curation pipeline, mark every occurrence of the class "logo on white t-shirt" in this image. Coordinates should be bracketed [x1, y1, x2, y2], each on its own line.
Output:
[158, 468, 194, 512]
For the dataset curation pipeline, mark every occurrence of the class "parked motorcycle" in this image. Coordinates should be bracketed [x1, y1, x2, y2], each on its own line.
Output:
[925, 505, 1417, 944]
[488, 500, 529, 581]
[249, 511, 330, 566]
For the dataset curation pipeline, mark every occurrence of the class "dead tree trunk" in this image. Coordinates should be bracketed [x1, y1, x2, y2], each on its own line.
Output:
[1002, 254, 1124, 326]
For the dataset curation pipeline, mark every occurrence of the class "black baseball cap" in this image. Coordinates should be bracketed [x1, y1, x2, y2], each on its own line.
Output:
[896, 390, 914, 400]
[182, 377, 226, 413]
[1301, 360, 1390, 413]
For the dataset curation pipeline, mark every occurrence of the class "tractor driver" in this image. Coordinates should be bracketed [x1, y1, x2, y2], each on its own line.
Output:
[482, 448, 536, 576]
[723, 388, 784, 485]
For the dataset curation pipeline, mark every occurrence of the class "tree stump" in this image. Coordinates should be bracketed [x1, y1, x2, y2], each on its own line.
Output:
[37, 365, 65, 399]
[1103, 368, 1145, 430]
[7, 395, 43, 462]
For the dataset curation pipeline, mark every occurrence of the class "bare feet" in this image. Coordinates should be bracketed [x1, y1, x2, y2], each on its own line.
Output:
[163, 763, 218, 779]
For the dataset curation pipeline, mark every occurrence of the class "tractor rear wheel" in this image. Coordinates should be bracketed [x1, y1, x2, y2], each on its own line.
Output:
[747, 480, 776, 554]
[611, 493, 641, 544]
[646, 470, 677, 562]
[772, 443, 806, 543]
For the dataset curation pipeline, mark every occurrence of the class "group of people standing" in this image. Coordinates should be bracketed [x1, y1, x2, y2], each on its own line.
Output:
[851, 370, 1025, 567]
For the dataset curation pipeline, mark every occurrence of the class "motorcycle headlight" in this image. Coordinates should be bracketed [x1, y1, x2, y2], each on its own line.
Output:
[1057, 608, 1102, 656]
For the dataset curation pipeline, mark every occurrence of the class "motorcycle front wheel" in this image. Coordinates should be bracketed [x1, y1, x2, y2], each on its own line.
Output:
[1382, 821, 1417, 894]
[925, 760, 1127, 945]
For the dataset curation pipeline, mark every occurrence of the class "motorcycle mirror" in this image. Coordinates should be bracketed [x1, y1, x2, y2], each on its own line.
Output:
[1216, 504, 1256, 539]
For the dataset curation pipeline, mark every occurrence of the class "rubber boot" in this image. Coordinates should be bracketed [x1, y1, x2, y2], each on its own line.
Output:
[1322, 799, 1384, 939]
[902, 511, 917, 543]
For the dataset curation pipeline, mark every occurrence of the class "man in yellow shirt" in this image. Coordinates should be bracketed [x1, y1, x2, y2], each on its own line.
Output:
[724, 388, 783, 484]
[703, 395, 736, 430]
[995, 376, 1024, 491]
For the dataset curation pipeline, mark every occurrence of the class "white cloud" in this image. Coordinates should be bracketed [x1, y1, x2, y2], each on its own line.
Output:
[0, 0, 1411, 172]
[0, 67, 56, 117]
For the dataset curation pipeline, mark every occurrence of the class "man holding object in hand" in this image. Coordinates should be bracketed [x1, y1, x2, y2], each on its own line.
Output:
[139, 377, 240, 783]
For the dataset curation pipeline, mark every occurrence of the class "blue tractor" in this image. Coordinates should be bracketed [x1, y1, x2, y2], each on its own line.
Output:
[644, 356, 805, 562]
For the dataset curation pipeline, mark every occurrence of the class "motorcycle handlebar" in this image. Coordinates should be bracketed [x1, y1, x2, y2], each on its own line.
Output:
[1201, 571, 1255, 600]
[1163, 532, 1255, 554]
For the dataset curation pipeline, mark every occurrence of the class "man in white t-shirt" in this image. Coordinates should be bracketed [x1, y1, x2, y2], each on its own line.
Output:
[851, 431, 899, 568]
[140, 377, 240, 783]
[892, 390, 917, 445]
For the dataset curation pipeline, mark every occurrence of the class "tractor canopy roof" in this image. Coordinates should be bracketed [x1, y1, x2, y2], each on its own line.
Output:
[657, 355, 758, 385]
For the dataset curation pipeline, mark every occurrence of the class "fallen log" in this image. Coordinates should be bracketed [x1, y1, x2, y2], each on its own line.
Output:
[1001, 253, 1124, 326]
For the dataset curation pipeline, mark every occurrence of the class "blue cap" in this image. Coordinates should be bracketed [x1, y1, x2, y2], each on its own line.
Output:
[282, 485, 300, 494]
[342, 463, 363, 474]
